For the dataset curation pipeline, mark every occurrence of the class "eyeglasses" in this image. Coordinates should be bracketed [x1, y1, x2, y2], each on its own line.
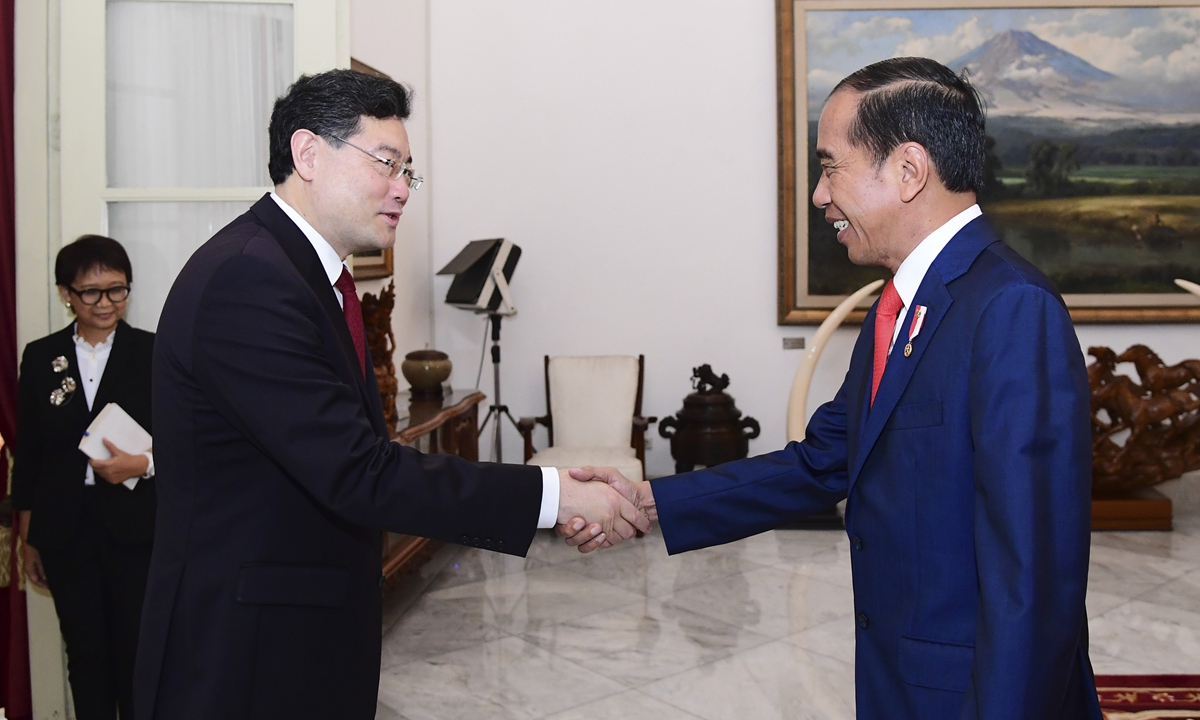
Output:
[329, 135, 424, 190]
[69, 285, 130, 305]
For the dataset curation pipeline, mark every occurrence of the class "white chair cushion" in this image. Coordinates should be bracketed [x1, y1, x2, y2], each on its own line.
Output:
[548, 355, 639, 448]
[527, 445, 644, 483]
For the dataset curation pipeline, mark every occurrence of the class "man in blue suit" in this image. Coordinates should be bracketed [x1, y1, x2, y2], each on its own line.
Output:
[561, 57, 1100, 719]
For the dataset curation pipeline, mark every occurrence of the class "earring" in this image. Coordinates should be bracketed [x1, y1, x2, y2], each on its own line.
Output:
[66, 302, 72, 309]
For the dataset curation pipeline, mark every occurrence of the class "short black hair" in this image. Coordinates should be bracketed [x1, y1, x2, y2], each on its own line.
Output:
[268, 69, 412, 185]
[831, 57, 986, 194]
[55, 235, 132, 287]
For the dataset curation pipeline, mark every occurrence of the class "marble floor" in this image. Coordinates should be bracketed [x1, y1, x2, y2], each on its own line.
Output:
[376, 473, 1200, 720]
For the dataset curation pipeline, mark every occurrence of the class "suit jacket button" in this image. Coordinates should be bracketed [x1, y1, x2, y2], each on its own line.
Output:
[484, 539, 492, 549]
[460, 535, 469, 544]
[473, 537, 481, 546]
[851, 536, 863, 551]
[497, 540, 505, 551]
[856, 613, 869, 629]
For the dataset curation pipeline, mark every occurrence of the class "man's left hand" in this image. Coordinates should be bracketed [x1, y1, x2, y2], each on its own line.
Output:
[90, 439, 149, 485]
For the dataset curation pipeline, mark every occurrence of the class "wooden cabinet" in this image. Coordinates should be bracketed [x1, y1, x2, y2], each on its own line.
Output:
[382, 390, 485, 585]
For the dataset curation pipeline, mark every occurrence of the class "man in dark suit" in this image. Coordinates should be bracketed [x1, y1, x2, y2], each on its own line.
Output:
[135, 70, 647, 720]
[566, 58, 1101, 719]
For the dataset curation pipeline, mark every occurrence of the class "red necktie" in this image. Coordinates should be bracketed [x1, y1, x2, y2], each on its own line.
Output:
[871, 280, 903, 408]
[334, 267, 367, 376]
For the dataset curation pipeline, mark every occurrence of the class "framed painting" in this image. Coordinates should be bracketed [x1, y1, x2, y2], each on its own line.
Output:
[350, 247, 394, 281]
[778, 0, 1200, 323]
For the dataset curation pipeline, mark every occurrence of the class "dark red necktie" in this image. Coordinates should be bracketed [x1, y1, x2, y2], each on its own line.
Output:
[870, 280, 903, 408]
[334, 267, 366, 376]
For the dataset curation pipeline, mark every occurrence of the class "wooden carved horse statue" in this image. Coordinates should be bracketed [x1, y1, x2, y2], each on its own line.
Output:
[1088, 346, 1129, 432]
[1092, 376, 1200, 440]
[1087, 346, 1120, 389]
[1116, 344, 1200, 392]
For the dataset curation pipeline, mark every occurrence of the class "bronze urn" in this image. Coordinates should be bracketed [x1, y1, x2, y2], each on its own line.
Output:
[401, 349, 452, 399]
[659, 365, 760, 474]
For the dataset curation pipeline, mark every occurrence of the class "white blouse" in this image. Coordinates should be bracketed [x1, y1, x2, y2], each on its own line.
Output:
[73, 324, 153, 490]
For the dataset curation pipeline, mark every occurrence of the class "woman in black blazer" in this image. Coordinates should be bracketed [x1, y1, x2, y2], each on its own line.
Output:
[12, 235, 156, 720]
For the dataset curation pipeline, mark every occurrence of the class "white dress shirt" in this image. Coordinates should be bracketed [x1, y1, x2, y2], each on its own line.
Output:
[886, 204, 983, 355]
[268, 193, 562, 528]
[270, 192, 348, 306]
[74, 325, 152, 490]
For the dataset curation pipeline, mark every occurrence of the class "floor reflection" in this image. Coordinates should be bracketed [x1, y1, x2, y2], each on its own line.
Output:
[378, 472, 1200, 720]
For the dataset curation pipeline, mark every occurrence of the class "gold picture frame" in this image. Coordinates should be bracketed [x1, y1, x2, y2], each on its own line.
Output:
[350, 247, 394, 281]
[777, 0, 1200, 324]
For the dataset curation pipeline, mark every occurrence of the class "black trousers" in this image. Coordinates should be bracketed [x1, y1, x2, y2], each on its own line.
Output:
[40, 493, 152, 720]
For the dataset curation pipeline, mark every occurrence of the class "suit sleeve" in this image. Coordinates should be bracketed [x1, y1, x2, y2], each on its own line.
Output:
[11, 345, 42, 512]
[650, 380, 850, 555]
[965, 284, 1092, 719]
[192, 254, 543, 555]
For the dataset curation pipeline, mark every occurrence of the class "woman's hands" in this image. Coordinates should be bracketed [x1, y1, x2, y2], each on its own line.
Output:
[19, 443, 150, 592]
[90, 439, 149, 485]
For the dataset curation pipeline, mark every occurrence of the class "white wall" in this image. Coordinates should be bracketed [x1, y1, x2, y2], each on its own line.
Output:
[428, 0, 789, 473]
[350, 0, 434, 359]
[408, 1, 1198, 476]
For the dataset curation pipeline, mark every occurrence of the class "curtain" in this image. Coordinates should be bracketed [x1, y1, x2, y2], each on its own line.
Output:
[0, 0, 31, 714]
[105, 1, 293, 331]
[106, 1, 293, 188]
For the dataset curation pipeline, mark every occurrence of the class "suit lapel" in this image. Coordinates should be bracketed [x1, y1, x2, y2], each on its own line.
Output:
[844, 307, 875, 462]
[846, 215, 1001, 492]
[361, 345, 388, 437]
[248, 195, 380, 423]
[849, 278, 953, 492]
[90, 320, 133, 419]
[50, 325, 90, 419]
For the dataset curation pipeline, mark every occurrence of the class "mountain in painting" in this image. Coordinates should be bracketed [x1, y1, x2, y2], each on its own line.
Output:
[947, 29, 1137, 120]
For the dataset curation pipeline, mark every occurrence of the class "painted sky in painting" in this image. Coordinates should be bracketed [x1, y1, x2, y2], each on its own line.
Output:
[806, 7, 1200, 107]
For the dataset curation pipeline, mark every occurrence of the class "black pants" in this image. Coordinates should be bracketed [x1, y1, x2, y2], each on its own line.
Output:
[40, 497, 152, 720]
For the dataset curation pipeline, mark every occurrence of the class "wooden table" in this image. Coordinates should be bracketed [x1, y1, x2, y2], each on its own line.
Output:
[382, 389, 486, 585]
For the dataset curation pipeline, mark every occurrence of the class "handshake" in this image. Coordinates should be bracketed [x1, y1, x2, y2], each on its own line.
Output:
[554, 467, 658, 553]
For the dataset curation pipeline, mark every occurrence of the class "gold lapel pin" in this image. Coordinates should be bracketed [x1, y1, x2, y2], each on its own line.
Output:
[52, 355, 69, 373]
[904, 342, 913, 357]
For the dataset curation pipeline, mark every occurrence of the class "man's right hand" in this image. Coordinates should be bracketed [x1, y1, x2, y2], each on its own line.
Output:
[556, 467, 657, 553]
[17, 511, 48, 590]
[556, 468, 650, 550]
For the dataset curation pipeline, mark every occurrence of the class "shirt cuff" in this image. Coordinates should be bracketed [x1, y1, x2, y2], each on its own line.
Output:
[123, 451, 153, 491]
[536, 467, 560, 529]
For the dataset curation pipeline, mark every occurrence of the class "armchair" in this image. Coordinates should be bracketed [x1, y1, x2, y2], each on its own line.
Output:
[518, 355, 656, 482]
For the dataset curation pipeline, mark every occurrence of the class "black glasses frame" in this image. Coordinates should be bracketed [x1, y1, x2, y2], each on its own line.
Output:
[68, 285, 130, 306]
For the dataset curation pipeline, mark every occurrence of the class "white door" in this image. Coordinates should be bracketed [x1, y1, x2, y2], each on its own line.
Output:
[59, 0, 348, 332]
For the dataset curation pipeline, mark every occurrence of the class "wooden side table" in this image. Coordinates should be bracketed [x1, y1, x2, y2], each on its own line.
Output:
[381, 390, 486, 585]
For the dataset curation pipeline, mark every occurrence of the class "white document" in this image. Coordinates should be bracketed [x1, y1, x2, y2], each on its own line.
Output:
[78, 403, 152, 490]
